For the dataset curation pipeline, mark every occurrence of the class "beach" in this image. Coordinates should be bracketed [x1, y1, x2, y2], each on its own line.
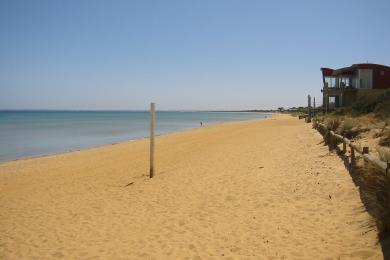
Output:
[0, 114, 382, 259]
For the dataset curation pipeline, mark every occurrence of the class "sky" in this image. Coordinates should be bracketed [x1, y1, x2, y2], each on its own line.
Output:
[1, 0, 390, 110]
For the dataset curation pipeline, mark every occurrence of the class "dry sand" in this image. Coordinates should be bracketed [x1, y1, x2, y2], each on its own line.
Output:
[0, 114, 383, 259]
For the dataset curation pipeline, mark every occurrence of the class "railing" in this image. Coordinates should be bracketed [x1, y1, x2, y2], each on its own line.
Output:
[313, 120, 390, 174]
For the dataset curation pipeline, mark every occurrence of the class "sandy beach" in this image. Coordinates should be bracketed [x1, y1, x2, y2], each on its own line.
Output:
[0, 114, 383, 259]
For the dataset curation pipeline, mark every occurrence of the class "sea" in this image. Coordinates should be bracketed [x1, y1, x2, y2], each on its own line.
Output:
[0, 111, 268, 162]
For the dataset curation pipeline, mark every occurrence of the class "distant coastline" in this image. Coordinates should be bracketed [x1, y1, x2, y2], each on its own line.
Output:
[0, 109, 277, 112]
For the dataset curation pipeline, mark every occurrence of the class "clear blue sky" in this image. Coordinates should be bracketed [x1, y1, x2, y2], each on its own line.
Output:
[1, 0, 389, 110]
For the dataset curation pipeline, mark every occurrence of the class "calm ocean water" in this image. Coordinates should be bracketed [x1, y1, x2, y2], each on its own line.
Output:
[0, 111, 267, 162]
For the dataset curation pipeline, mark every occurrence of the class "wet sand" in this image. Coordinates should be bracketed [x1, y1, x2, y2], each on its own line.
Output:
[0, 114, 382, 259]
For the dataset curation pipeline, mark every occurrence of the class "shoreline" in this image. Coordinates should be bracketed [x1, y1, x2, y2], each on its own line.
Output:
[0, 114, 382, 259]
[0, 115, 273, 165]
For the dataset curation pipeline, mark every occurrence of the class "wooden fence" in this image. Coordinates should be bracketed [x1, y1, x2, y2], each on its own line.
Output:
[313, 120, 390, 174]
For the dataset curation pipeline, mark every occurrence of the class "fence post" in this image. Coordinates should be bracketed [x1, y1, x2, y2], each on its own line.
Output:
[307, 95, 312, 122]
[331, 134, 336, 150]
[150, 102, 156, 178]
[342, 136, 347, 154]
[350, 144, 355, 166]
[362, 146, 369, 166]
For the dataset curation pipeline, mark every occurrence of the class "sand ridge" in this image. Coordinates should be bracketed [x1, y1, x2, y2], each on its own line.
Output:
[0, 114, 382, 259]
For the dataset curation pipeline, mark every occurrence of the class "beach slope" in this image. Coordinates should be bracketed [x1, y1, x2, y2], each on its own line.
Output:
[0, 114, 382, 259]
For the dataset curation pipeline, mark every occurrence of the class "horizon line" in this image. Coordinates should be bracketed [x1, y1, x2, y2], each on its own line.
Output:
[0, 109, 278, 112]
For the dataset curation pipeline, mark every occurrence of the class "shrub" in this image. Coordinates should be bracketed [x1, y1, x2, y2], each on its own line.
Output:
[321, 117, 342, 148]
[324, 117, 341, 132]
[339, 118, 361, 139]
[352, 90, 390, 117]
[352, 98, 377, 115]
[374, 91, 390, 117]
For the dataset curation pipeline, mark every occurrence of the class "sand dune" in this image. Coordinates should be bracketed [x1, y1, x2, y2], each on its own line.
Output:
[0, 114, 382, 259]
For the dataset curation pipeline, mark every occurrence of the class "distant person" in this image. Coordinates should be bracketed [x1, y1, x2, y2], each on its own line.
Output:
[200, 121, 203, 127]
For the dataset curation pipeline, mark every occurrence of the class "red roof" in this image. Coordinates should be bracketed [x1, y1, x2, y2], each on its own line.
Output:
[320, 68, 334, 77]
[322, 63, 390, 76]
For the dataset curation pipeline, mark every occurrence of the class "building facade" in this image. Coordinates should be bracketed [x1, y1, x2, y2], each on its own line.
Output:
[321, 63, 390, 111]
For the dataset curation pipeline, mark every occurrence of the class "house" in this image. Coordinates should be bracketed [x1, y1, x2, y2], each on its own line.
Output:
[321, 63, 390, 111]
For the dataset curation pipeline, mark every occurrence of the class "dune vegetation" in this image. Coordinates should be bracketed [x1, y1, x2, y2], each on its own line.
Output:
[313, 91, 390, 239]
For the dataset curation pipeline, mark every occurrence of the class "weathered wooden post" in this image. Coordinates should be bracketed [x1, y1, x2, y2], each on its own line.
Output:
[150, 102, 156, 178]
[306, 95, 312, 123]
[350, 144, 355, 166]
[362, 146, 369, 166]
[342, 137, 347, 154]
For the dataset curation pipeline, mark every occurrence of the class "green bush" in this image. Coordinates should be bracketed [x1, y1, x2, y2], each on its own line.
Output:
[352, 91, 390, 116]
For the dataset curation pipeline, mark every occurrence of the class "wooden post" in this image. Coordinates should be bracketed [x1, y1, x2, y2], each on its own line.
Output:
[307, 95, 311, 122]
[150, 102, 156, 178]
[350, 144, 355, 166]
[362, 146, 369, 166]
[342, 137, 346, 154]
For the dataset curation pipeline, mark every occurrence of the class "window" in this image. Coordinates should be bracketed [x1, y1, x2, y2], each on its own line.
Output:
[324, 77, 336, 87]
[339, 77, 350, 87]
[358, 69, 373, 89]
[380, 71, 385, 76]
